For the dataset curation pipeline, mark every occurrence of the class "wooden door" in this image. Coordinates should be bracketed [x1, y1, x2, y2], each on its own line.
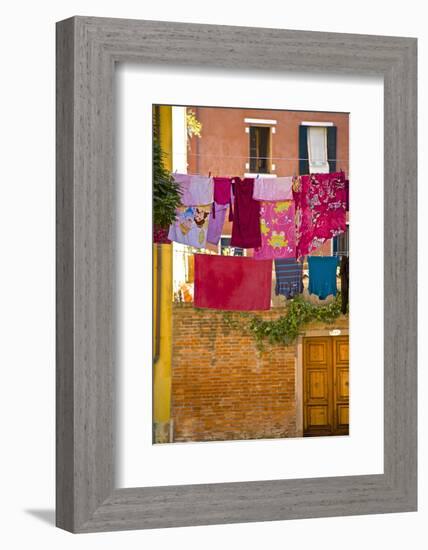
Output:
[303, 336, 349, 436]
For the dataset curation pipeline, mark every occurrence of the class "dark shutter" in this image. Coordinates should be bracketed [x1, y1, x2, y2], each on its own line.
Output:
[333, 236, 338, 256]
[327, 126, 337, 173]
[298, 125, 309, 175]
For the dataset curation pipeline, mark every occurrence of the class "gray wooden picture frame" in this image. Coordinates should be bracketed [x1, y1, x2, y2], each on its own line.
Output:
[56, 16, 417, 533]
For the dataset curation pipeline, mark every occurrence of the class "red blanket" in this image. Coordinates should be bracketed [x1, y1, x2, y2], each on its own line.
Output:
[194, 254, 272, 311]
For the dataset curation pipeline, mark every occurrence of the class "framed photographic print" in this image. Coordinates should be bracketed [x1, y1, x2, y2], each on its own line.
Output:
[149, 104, 350, 447]
[56, 16, 417, 532]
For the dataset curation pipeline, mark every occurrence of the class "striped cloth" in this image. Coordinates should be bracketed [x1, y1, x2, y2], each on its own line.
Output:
[274, 259, 303, 299]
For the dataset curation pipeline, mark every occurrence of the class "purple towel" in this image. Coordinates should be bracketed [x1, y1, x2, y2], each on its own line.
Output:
[207, 202, 228, 245]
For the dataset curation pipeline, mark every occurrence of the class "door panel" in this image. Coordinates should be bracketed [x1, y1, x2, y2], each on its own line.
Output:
[333, 336, 350, 435]
[307, 370, 328, 399]
[336, 367, 349, 400]
[303, 336, 349, 436]
[307, 342, 328, 363]
[303, 338, 333, 436]
[336, 340, 349, 362]
[307, 405, 329, 427]
[336, 404, 349, 427]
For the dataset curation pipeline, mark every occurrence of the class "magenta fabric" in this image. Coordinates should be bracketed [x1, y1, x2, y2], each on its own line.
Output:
[345, 179, 349, 211]
[207, 202, 228, 245]
[253, 176, 293, 201]
[230, 177, 262, 248]
[213, 177, 232, 204]
[212, 177, 234, 222]
[293, 171, 347, 258]
[194, 254, 272, 311]
[254, 201, 296, 260]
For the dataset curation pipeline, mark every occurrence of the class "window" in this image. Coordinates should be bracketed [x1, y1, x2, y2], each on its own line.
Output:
[298, 124, 337, 175]
[307, 127, 329, 173]
[249, 126, 271, 173]
[333, 225, 349, 257]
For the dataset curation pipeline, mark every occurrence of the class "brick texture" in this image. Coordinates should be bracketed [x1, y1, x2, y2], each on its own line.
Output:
[171, 304, 348, 443]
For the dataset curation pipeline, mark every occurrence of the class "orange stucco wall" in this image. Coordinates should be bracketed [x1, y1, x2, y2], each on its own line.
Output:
[187, 106, 349, 243]
[187, 107, 349, 177]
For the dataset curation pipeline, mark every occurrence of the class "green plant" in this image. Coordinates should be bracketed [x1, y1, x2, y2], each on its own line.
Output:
[221, 294, 345, 349]
[186, 109, 202, 140]
[152, 137, 182, 228]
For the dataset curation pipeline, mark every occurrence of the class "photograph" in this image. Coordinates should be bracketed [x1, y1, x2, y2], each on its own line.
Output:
[152, 104, 350, 444]
[0, 2, 419, 543]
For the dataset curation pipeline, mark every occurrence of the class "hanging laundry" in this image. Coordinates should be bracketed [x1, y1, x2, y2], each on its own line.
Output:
[254, 201, 296, 260]
[207, 202, 228, 246]
[345, 178, 350, 212]
[274, 258, 303, 299]
[253, 176, 293, 201]
[194, 254, 272, 311]
[212, 176, 234, 222]
[230, 177, 262, 249]
[173, 173, 214, 206]
[213, 177, 233, 205]
[308, 256, 339, 300]
[340, 255, 349, 314]
[293, 171, 347, 258]
[168, 205, 211, 248]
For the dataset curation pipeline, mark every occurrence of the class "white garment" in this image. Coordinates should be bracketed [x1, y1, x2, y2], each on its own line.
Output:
[307, 127, 330, 174]
[252, 176, 293, 201]
[173, 173, 214, 206]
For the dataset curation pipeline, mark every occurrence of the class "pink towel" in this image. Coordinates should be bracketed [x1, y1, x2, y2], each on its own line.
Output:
[253, 176, 293, 201]
[254, 201, 296, 260]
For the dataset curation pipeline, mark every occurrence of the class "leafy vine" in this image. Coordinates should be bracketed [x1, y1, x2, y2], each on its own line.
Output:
[220, 294, 346, 348]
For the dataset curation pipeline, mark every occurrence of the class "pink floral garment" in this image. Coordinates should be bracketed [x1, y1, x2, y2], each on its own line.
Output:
[293, 171, 347, 259]
[254, 200, 296, 260]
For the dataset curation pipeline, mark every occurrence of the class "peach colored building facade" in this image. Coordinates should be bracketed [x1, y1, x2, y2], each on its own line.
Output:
[187, 106, 349, 252]
[187, 107, 349, 177]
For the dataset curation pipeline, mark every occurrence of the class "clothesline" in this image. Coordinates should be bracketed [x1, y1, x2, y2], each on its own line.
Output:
[167, 151, 349, 162]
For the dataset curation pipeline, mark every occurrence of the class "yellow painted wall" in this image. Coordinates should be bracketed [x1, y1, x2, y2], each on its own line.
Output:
[153, 106, 173, 430]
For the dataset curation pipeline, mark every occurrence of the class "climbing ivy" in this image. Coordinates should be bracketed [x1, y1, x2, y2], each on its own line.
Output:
[248, 294, 344, 347]
[220, 294, 345, 348]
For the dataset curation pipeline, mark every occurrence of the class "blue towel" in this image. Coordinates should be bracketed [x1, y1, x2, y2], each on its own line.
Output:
[308, 256, 339, 300]
[274, 259, 303, 299]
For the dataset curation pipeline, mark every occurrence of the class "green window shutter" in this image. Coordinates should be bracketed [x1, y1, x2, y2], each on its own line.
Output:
[327, 126, 337, 173]
[298, 125, 309, 175]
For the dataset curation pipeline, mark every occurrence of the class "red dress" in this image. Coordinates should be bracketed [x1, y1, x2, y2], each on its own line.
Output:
[230, 177, 262, 249]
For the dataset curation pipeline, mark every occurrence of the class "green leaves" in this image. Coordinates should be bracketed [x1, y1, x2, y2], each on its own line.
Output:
[186, 109, 202, 140]
[153, 137, 182, 228]
[225, 294, 346, 349]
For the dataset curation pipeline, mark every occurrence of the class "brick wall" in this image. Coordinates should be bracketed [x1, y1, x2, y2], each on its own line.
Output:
[171, 304, 348, 443]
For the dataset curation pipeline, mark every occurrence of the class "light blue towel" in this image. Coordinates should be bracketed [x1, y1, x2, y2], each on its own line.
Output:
[308, 256, 339, 300]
